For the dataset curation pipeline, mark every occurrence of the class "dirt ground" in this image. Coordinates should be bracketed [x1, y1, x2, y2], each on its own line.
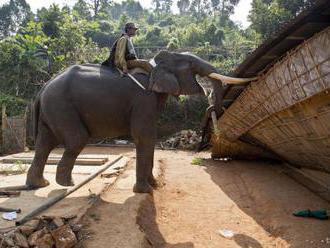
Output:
[80, 147, 330, 248]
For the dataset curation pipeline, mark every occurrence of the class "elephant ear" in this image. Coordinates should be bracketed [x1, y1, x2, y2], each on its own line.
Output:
[149, 64, 180, 95]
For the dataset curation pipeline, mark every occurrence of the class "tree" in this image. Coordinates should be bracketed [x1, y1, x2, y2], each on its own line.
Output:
[122, 0, 144, 18]
[85, 0, 112, 19]
[249, 0, 313, 40]
[110, 3, 123, 19]
[153, 0, 161, 13]
[0, 21, 49, 98]
[210, 0, 240, 24]
[189, 0, 211, 21]
[205, 23, 224, 46]
[118, 13, 128, 31]
[0, 0, 32, 39]
[37, 4, 64, 38]
[277, 0, 312, 15]
[73, 0, 92, 20]
[163, 0, 173, 13]
[153, 0, 173, 13]
[147, 14, 155, 25]
[177, 0, 190, 15]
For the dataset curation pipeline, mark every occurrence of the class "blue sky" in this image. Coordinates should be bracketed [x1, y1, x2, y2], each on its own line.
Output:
[0, 0, 252, 28]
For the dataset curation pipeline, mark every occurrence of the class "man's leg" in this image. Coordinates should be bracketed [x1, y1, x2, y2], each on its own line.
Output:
[127, 59, 153, 74]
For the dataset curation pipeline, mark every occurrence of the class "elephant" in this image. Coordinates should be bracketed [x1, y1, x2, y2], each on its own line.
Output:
[25, 51, 255, 193]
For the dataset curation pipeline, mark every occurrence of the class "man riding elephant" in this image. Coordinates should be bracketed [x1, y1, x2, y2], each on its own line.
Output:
[102, 22, 153, 75]
[25, 49, 256, 193]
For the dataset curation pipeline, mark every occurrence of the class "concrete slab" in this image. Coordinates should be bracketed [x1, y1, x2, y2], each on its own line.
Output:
[0, 155, 128, 230]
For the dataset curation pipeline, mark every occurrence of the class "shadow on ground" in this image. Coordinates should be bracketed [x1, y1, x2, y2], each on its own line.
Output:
[202, 158, 330, 247]
[82, 193, 194, 248]
[137, 194, 194, 248]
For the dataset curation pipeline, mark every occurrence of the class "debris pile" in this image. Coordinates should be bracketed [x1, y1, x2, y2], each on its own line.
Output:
[0, 215, 84, 248]
[160, 130, 202, 150]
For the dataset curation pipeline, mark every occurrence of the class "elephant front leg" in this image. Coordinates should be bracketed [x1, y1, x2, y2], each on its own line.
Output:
[133, 142, 155, 193]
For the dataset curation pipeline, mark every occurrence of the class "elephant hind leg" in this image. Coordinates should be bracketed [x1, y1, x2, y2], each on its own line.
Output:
[55, 122, 89, 187]
[26, 121, 58, 188]
[56, 147, 85, 186]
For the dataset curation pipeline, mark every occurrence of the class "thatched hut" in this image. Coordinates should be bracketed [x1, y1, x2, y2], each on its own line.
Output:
[211, 0, 330, 175]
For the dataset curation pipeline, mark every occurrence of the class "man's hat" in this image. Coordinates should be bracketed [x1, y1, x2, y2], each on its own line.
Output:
[125, 22, 138, 30]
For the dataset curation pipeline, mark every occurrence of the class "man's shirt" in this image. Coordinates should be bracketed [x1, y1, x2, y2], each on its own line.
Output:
[114, 34, 137, 71]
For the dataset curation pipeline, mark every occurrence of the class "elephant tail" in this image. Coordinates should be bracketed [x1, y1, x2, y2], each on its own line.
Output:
[33, 95, 40, 143]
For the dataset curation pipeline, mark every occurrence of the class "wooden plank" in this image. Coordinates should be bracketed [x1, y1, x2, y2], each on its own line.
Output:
[1, 157, 107, 166]
[12, 154, 109, 159]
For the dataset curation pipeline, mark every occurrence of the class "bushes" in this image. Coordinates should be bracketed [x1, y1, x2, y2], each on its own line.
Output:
[158, 95, 208, 137]
[0, 94, 27, 116]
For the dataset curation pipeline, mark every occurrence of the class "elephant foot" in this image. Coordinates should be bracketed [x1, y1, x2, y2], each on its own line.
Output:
[26, 175, 50, 189]
[56, 167, 75, 187]
[133, 182, 153, 194]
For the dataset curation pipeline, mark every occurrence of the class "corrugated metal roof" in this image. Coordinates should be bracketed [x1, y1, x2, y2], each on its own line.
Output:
[220, 0, 330, 112]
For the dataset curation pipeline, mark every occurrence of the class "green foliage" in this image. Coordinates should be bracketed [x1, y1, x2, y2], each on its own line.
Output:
[0, 0, 33, 39]
[177, 0, 190, 14]
[153, 0, 173, 13]
[158, 95, 208, 136]
[73, 0, 92, 20]
[167, 37, 179, 50]
[0, 93, 27, 116]
[249, 0, 313, 40]
[37, 4, 64, 38]
[0, 6, 105, 105]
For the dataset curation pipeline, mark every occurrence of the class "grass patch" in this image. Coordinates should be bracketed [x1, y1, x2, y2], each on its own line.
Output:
[191, 157, 203, 166]
[0, 160, 28, 175]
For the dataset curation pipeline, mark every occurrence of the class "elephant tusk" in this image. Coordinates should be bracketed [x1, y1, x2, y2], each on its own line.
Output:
[208, 73, 258, 84]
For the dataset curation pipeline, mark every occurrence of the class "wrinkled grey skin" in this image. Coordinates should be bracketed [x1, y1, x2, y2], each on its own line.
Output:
[26, 51, 224, 193]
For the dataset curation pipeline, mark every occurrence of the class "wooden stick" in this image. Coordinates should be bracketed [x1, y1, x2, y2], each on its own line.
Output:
[0, 185, 32, 191]
[15, 156, 123, 226]
[0, 191, 21, 197]
[0, 207, 21, 213]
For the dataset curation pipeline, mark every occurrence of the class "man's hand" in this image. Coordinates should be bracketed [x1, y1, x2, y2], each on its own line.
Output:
[119, 67, 128, 77]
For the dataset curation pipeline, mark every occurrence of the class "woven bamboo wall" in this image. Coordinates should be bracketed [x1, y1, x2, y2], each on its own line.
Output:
[212, 27, 330, 170]
[217, 26, 330, 142]
[249, 91, 330, 172]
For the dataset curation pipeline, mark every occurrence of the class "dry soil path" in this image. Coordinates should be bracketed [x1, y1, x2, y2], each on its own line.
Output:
[82, 148, 330, 248]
